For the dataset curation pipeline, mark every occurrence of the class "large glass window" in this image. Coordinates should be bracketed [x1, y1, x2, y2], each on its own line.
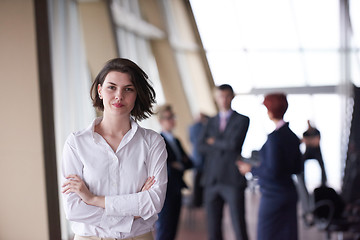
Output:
[190, 0, 346, 87]
[350, 0, 360, 86]
[49, 0, 96, 238]
[190, 0, 359, 190]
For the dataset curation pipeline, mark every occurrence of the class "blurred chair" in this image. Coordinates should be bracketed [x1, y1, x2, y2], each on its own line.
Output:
[295, 159, 350, 240]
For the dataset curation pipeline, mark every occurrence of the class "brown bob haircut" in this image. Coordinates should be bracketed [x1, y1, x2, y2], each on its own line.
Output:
[90, 58, 156, 121]
[263, 93, 288, 119]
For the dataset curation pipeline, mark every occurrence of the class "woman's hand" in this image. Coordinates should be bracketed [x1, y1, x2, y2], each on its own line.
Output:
[140, 176, 156, 192]
[134, 176, 156, 220]
[62, 174, 105, 208]
[236, 161, 252, 175]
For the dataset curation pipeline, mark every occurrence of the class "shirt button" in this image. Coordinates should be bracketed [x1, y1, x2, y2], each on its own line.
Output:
[113, 157, 117, 161]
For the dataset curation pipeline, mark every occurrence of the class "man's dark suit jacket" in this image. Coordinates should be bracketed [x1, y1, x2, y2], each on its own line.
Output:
[198, 111, 250, 188]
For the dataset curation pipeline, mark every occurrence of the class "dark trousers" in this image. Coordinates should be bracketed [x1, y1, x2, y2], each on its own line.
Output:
[192, 170, 204, 207]
[204, 184, 248, 240]
[155, 191, 182, 240]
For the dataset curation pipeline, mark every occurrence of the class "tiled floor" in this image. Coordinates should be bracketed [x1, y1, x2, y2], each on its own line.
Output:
[175, 189, 332, 240]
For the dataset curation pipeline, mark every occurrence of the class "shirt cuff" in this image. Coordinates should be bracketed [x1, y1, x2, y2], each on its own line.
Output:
[101, 214, 134, 233]
[105, 195, 139, 217]
[138, 191, 157, 220]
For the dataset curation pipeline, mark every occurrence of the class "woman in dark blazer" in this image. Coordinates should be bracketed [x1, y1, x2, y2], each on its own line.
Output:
[239, 93, 302, 240]
[155, 104, 193, 240]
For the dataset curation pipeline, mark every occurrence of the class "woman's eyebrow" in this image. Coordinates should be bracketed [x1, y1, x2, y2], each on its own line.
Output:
[106, 82, 134, 87]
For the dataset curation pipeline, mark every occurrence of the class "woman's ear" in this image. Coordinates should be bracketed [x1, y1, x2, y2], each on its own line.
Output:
[97, 84, 102, 99]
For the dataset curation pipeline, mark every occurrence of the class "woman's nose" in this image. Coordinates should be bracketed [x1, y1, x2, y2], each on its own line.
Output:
[115, 90, 122, 100]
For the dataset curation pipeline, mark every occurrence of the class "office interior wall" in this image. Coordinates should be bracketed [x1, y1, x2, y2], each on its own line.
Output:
[78, 1, 118, 78]
[0, 0, 49, 239]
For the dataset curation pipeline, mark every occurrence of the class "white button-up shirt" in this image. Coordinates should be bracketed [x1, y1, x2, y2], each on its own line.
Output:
[61, 117, 168, 239]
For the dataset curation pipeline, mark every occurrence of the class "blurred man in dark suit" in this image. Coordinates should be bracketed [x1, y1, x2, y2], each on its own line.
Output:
[198, 84, 249, 240]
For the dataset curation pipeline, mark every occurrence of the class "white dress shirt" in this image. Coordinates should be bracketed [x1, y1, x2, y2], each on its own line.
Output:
[219, 110, 233, 132]
[61, 117, 168, 239]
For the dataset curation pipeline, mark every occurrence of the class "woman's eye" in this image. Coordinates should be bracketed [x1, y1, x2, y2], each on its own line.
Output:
[108, 86, 116, 90]
[125, 88, 134, 92]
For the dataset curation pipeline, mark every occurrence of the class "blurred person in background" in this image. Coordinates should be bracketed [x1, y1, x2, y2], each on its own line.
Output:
[156, 104, 193, 240]
[302, 120, 327, 186]
[238, 93, 302, 240]
[198, 84, 250, 240]
[189, 112, 209, 207]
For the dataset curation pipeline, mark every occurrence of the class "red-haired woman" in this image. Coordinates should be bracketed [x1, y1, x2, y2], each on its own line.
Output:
[239, 93, 302, 240]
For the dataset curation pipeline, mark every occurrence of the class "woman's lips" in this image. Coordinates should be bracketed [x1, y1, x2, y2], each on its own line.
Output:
[112, 103, 124, 108]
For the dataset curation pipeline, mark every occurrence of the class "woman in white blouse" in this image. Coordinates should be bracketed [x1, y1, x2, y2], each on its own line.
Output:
[61, 58, 168, 240]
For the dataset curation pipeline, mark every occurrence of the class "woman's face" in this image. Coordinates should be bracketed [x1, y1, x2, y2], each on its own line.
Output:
[98, 71, 137, 117]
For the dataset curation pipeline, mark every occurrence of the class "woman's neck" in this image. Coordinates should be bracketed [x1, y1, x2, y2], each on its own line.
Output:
[272, 118, 281, 125]
[272, 118, 286, 130]
[98, 112, 131, 136]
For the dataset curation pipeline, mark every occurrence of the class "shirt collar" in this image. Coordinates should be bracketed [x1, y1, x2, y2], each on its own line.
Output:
[219, 109, 233, 119]
[275, 119, 286, 130]
[90, 117, 102, 142]
[161, 131, 175, 142]
[90, 117, 139, 150]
